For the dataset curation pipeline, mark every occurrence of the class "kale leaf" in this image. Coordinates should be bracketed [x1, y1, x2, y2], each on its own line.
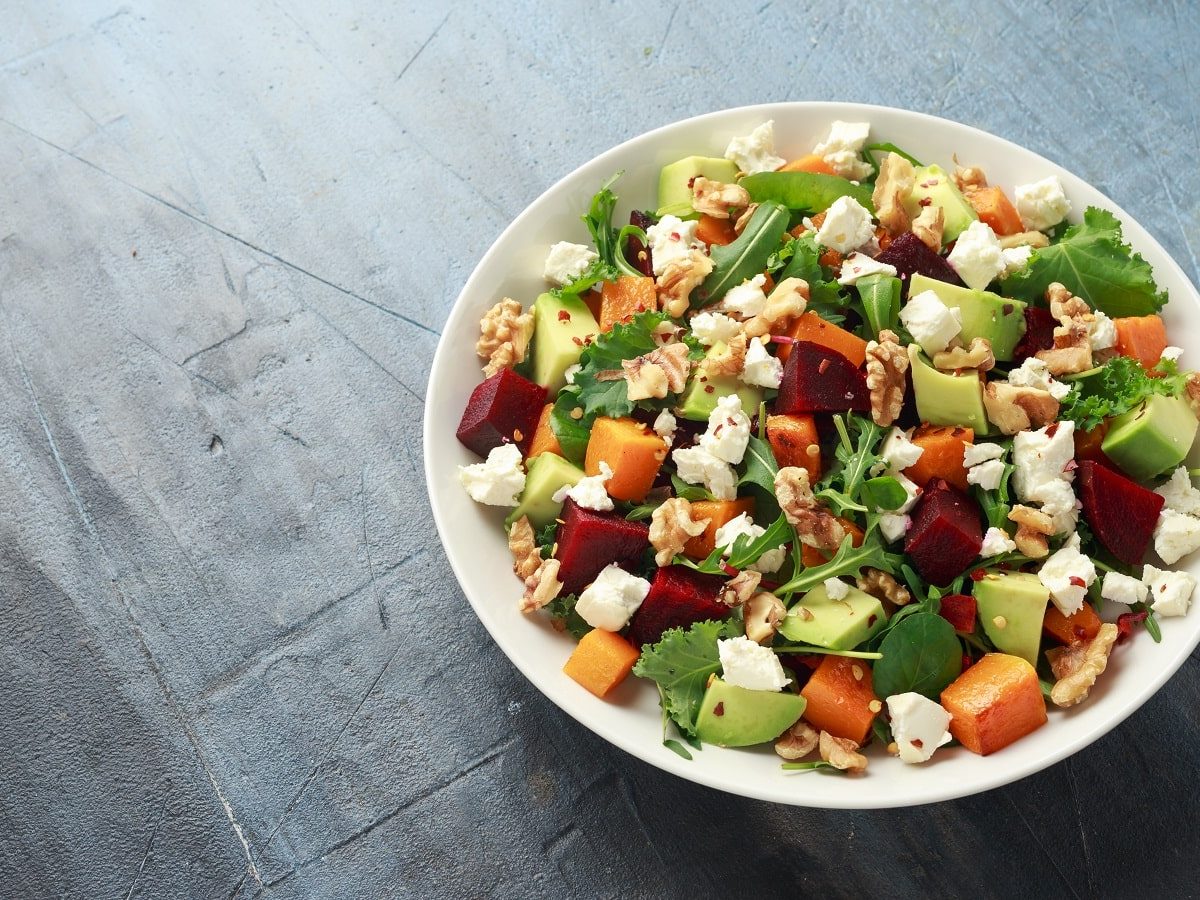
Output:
[1058, 355, 1188, 432]
[633, 618, 742, 736]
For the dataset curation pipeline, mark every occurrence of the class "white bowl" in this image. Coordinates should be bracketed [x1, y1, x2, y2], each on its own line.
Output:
[424, 102, 1200, 808]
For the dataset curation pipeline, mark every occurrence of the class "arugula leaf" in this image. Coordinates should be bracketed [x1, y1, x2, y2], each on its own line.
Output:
[683, 512, 793, 575]
[773, 532, 901, 597]
[781, 761, 837, 772]
[1000, 207, 1167, 317]
[975, 460, 1015, 531]
[583, 172, 621, 269]
[856, 273, 902, 340]
[695, 201, 790, 307]
[740, 171, 875, 214]
[738, 433, 781, 493]
[871, 612, 963, 700]
[542, 594, 592, 640]
[633, 618, 742, 736]
[816, 413, 885, 516]
[671, 473, 713, 502]
[1057, 355, 1188, 432]
[778, 233, 846, 311]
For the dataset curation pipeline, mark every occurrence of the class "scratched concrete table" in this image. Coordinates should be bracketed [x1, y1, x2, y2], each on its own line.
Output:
[2, 3, 1198, 898]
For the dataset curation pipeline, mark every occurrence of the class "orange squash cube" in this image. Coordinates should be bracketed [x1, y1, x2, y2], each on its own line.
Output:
[695, 214, 738, 247]
[1114, 315, 1168, 370]
[563, 629, 640, 698]
[766, 413, 822, 479]
[940, 653, 1047, 755]
[599, 276, 657, 332]
[584, 416, 667, 502]
[780, 154, 837, 176]
[904, 424, 975, 492]
[964, 186, 1024, 236]
[684, 498, 755, 560]
[525, 403, 562, 460]
[800, 519, 864, 567]
[1043, 603, 1102, 645]
[778, 311, 868, 367]
[800, 655, 880, 745]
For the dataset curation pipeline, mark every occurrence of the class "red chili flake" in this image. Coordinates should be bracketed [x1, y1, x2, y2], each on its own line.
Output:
[961, 653, 973, 671]
[704, 384, 715, 393]
[571, 336, 583, 346]
[818, 359, 831, 375]
[714, 424, 724, 435]
[911, 738, 924, 749]
[670, 232, 681, 241]
[770, 334, 795, 345]
[713, 702, 725, 717]
[1073, 626, 1089, 641]
[1117, 610, 1148, 643]
[918, 197, 933, 207]
[970, 568, 987, 582]
[1069, 575, 1086, 587]
[868, 614, 878, 627]
[919, 180, 938, 188]
[1002, 304, 1014, 316]
[687, 176, 698, 188]
[1046, 422, 1060, 438]
[557, 309, 571, 321]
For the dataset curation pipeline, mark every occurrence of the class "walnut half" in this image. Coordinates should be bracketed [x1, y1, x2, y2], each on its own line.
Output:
[743, 277, 808, 339]
[648, 497, 709, 567]
[864, 329, 908, 427]
[1047, 623, 1119, 707]
[857, 567, 912, 607]
[933, 336, 995, 373]
[623, 342, 692, 401]
[520, 557, 562, 613]
[691, 177, 751, 220]
[819, 731, 868, 774]
[508, 515, 542, 581]
[982, 382, 1060, 435]
[477, 298, 534, 377]
[872, 153, 915, 235]
[1009, 504, 1054, 558]
[1036, 282, 1093, 375]
[657, 251, 714, 318]
[775, 720, 820, 760]
[775, 466, 846, 551]
[744, 591, 786, 645]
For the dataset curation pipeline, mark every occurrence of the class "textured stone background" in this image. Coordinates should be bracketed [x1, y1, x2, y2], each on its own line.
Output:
[2, 2, 1199, 898]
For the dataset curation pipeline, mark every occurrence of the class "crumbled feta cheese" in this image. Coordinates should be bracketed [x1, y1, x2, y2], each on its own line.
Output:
[698, 394, 751, 465]
[720, 274, 769, 318]
[1007, 356, 1071, 401]
[646, 215, 706, 276]
[967, 458, 1006, 491]
[1101, 571, 1149, 606]
[812, 120, 872, 181]
[1000, 244, 1034, 278]
[886, 692, 953, 764]
[724, 120, 786, 176]
[1036, 478, 1080, 534]
[1143, 564, 1196, 617]
[457, 444, 526, 506]
[946, 221, 1005, 291]
[741, 337, 784, 389]
[575, 564, 652, 632]
[690, 311, 743, 346]
[836, 252, 898, 286]
[1089, 311, 1117, 352]
[718, 636, 791, 691]
[653, 409, 677, 446]
[815, 196, 875, 253]
[1161, 345, 1184, 363]
[1015, 175, 1071, 232]
[1156, 466, 1200, 516]
[1154, 509, 1200, 565]
[715, 513, 785, 573]
[1012, 421, 1076, 506]
[672, 446, 737, 500]
[879, 513, 912, 543]
[890, 471, 921, 515]
[543, 241, 599, 286]
[876, 427, 925, 473]
[963, 442, 1005, 467]
[899, 290, 963, 355]
[552, 461, 614, 511]
[980, 527, 1017, 558]
[563, 363, 581, 385]
[824, 577, 850, 600]
[1038, 534, 1096, 616]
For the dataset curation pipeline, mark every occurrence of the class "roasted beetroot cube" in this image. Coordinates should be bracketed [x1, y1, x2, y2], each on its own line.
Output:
[455, 368, 545, 457]
[939, 593, 978, 634]
[626, 210, 656, 277]
[776, 341, 870, 414]
[1078, 460, 1164, 565]
[627, 565, 731, 649]
[1013, 306, 1057, 363]
[905, 478, 983, 586]
[555, 499, 650, 596]
[875, 232, 963, 290]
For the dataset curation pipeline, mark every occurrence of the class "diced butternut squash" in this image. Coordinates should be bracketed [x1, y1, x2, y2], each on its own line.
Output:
[904, 424, 975, 492]
[584, 417, 667, 502]
[582, 287, 604, 323]
[766, 414, 822, 479]
[1114, 315, 1167, 370]
[818, 248, 843, 268]
[526, 403, 562, 460]
[780, 154, 837, 176]
[1073, 422, 1109, 464]
[779, 311, 869, 367]
[964, 186, 1023, 236]
[695, 214, 738, 247]
[599, 276, 657, 332]
[800, 655, 880, 745]
[940, 652, 1047, 755]
[1043, 602, 1102, 645]
[684, 498, 755, 560]
[801, 519, 864, 567]
[563, 629, 640, 698]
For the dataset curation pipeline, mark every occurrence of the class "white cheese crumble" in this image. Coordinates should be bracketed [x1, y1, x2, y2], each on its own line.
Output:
[714, 513, 786, 574]
[823, 577, 850, 600]
[718, 636, 792, 691]
[646, 215, 706, 276]
[1037, 534, 1096, 616]
[1143, 564, 1196, 617]
[962, 442, 1005, 467]
[653, 409, 677, 446]
[1012, 421, 1077, 531]
[1015, 175, 1071, 232]
[1156, 467, 1200, 516]
[980, 527, 1017, 558]
[812, 120, 872, 181]
[1089, 311, 1117, 352]
[543, 241, 599, 286]
[563, 363, 582, 385]
[1007, 356, 1071, 401]
[899, 290, 963, 355]
[741, 337, 784, 389]
[875, 427, 925, 473]
[1101, 571, 1149, 606]
[689, 311, 744, 346]
[1154, 510, 1200, 566]
[1000, 244, 1034, 278]
[575, 564, 652, 632]
[966, 458, 1006, 491]
[458, 444, 526, 506]
[836, 251, 898, 285]
[886, 692, 954, 764]
[552, 461, 614, 511]
[724, 120, 786, 176]
[1161, 345, 1185, 363]
[721, 274, 769, 318]
[879, 513, 912, 543]
[671, 446, 737, 501]
[946, 220, 1005, 291]
[698, 394, 751, 465]
[815, 196, 875, 253]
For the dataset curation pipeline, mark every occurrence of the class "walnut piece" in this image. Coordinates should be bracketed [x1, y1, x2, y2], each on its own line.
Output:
[520, 557, 562, 613]
[872, 153, 915, 235]
[1047, 623, 1119, 707]
[477, 298, 534, 377]
[1186, 372, 1200, 416]
[744, 277, 809, 338]
[911, 205, 945, 252]
[691, 176, 751, 220]
[745, 591, 786, 645]
[720, 570, 762, 607]
[864, 329, 908, 427]
[982, 381, 1060, 435]
[775, 466, 846, 551]
[657, 250, 714, 318]
[704, 331, 749, 377]
[733, 202, 759, 236]
[623, 342, 692, 401]
[508, 515, 542, 581]
[932, 336, 995, 372]
[1036, 282, 1094, 375]
[819, 731, 868, 774]
[775, 720, 820, 760]
[857, 567, 912, 607]
[953, 165, 988, 192]
[648, 497, 709, 567]
[1009, 504, 1054, 558]
[997, 231, 1050, 250]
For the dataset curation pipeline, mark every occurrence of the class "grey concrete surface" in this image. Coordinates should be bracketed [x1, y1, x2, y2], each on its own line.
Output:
[2, 1, 1198, 898]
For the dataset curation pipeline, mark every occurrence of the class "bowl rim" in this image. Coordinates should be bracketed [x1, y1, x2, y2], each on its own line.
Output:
[423, 100, 1200, 808]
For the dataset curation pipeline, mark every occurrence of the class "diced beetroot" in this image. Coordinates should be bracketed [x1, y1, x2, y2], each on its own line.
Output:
[875, 232, 963, 291]
[627, 565, 731, 649]
[626, 210, 656, 277]
[776, 341, 870, 415]
[455, 368, 545, 457]
[1013, 306, 1057, 363]
[939, 593, 978, 633]
[1078, 460, 1164, 565]
[555, 499, 650, 596]
[905, 478, 984, 586]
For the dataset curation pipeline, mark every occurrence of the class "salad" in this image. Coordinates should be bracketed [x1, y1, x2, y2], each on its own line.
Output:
[453, 118, 1200, 774]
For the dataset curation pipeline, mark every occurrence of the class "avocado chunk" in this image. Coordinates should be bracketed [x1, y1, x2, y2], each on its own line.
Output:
[974, 572, 1049, 666]
[902, 164, 979, 242]
[1102, 393, 1199, 481]
[694, 677, 806, 747]
[909, 273, 1027, 362]
[908, 344, 990, 434]
[657, 156, 741, 219]
[778, 583, 888, 650]
[531, 293, 599, 394]
[677, 341, 765, 422]
[505, 452, 584, 530]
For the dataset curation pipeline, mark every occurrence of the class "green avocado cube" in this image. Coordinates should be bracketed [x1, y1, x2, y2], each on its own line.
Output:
[908, 344, 990, 434]
[1102, 393, 1199, 482]
[778, 583, 888, 650]
[676, 341, 765, 422]
[902, 164, 979, 242]
[505, 452, 584, 530]
[657, 156, 741, 219]
[694, 678, 806, 747]
[909, 273, 1027, 362]
[974, 571, 1050, 666]
[531, 293, 599, 394]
